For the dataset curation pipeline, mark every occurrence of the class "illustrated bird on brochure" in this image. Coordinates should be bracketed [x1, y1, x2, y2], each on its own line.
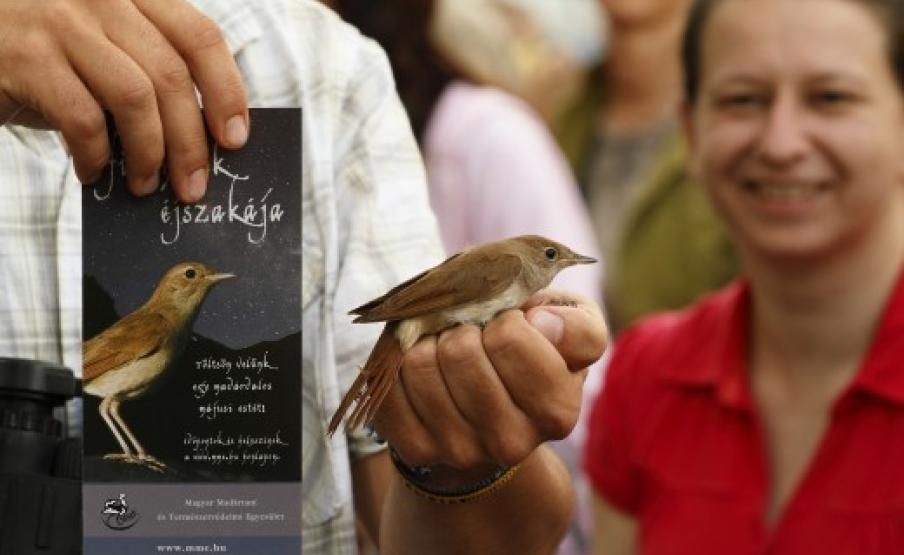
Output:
[83, 261, 234, 470]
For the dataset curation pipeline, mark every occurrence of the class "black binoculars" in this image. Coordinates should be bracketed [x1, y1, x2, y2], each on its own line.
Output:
[0, 358, 81, 555]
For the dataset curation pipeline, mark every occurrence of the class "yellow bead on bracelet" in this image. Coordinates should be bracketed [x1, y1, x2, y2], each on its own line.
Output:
[389, 447, 522, 504]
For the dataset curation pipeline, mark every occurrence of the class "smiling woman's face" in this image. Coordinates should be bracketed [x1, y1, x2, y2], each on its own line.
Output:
[685, 0, 904, 264]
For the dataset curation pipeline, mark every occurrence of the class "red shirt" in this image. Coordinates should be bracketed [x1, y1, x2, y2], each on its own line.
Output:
[584, 276, 904, 554]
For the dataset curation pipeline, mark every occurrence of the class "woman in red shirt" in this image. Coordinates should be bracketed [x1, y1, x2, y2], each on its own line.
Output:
[585, 0, 904, 553]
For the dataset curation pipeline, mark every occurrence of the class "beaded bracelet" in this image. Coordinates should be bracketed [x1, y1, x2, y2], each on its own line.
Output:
[389, 447, 521, 504]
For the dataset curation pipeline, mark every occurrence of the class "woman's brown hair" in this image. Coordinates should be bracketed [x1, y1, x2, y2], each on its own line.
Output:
[681, 0, 904, 104]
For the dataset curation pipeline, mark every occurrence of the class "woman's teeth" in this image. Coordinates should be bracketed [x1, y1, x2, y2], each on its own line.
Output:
[745, 180, 823, 200]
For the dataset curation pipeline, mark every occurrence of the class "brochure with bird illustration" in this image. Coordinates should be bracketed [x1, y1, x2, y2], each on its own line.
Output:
[82, 108, 302, 553]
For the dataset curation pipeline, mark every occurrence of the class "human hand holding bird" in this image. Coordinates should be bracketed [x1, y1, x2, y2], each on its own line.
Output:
[378, 289, 605, 473]
[329, 235, 607, 477]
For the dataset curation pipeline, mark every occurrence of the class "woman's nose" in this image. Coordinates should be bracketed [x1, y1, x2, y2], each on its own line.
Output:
[756, 93, 810, 166]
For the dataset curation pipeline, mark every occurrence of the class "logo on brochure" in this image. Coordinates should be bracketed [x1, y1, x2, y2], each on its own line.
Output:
[102, 493, 139, 530]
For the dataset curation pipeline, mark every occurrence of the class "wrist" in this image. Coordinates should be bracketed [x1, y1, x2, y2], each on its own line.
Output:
[389, 447, 521, 504]
[418, 460, 501, 490]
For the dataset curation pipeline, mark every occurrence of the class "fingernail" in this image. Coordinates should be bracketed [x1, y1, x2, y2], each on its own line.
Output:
[187, 167, 208, 201]
[528, 309, 564, 344]
[137, 173, 159, 196]
[225, 115, 248, 147]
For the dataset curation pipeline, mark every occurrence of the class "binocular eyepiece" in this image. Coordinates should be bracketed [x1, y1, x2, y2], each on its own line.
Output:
[0, 357, 79, 476]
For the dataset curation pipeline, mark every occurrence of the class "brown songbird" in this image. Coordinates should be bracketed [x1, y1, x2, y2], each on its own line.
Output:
[83, 261, 235, 468]
[327, 234, 597, 436]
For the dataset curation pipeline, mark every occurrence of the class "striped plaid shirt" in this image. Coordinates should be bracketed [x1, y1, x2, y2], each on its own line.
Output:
[0, 1, 444, 553]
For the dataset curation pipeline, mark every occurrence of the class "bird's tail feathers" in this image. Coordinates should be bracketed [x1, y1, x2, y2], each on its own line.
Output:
[327, 323, 403, 437]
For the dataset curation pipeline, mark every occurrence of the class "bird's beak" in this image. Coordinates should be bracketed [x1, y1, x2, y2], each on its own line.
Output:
[565, 254, 597, 266]
[207, 273, 236, 283]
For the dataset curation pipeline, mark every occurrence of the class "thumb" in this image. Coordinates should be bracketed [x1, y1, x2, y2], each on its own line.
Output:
[526, 308, 564, 344]
[526, 304, 608, 372]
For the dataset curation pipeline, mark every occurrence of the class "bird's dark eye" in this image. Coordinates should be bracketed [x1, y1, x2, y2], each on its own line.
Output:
[185, 268, 197, 279]
[544, 247, 558, 260]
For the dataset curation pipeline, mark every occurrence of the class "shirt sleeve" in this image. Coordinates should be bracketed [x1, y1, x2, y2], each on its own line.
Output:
[327, 23, 445, 458]
[293, 1, 444, 526]
[583, 330, 645, 514]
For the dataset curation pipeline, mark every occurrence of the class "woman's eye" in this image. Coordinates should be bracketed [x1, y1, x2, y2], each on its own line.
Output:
[719, 93, 763, 109]
[812, 90, 854, 106]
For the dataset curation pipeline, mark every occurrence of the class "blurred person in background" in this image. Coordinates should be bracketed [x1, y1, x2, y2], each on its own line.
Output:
[0, 0, 609, 554]
[334, 1, 604, 553]
[556, 0, 737, 332]
[586, 0, 904, 552]
[430, 0, 607, 124]
[502, 0, 607, 73]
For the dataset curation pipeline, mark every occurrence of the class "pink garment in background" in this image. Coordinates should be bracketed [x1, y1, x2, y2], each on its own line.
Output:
[423, 80, 604, 555]
[424, 81, 603, 299]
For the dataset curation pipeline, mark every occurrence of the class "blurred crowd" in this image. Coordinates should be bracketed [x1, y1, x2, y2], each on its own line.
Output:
[321, 0, 904, 552]
[324, 1, 736, 554]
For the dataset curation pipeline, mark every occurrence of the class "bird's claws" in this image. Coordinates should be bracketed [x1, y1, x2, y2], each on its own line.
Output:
[539, 297, 578, 308]
[103, 453, 137, 462]
[138, 454, 168, 472]
[103, 453, 168, 472]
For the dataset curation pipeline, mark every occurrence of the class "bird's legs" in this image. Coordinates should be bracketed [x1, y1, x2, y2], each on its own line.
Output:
[109, 399, 166, 471]
[99, 396, 134, 459]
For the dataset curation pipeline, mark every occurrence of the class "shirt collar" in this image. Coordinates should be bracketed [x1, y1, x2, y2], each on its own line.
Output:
[662, 269, 904, 410]
[660, 280, 753, 411]
[849, 266, 904, 406]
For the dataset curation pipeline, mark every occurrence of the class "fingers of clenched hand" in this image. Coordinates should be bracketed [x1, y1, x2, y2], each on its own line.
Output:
[0, 0, 248, 202]
[435, 325, 544, 466]
[483, 310, 587, 441]
[392, 334, 485, 468]
[373, 325, 543, 469]
[373, 313, 591, 469]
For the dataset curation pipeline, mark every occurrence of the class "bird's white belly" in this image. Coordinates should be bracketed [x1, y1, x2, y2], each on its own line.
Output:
[83, 350, 171, 399]
[397, 282, 529, 350]
[445, 282, 529, 325]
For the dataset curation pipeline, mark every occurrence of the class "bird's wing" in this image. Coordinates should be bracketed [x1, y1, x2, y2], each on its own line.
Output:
[351, 251, 522, 322]
[348, 267, 438, 316]
[348, 254, 465, 317]
[83, 311, 170, 381]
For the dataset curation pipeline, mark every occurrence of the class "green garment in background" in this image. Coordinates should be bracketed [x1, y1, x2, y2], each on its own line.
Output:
[553, 71, 738, 332]
[607, 137, 738, 331]
[554, 66, 604, 177]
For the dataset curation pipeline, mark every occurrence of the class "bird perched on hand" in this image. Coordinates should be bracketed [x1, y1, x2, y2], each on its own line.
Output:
[83, 261, 234, 469]
[328, 234, 596, 436]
